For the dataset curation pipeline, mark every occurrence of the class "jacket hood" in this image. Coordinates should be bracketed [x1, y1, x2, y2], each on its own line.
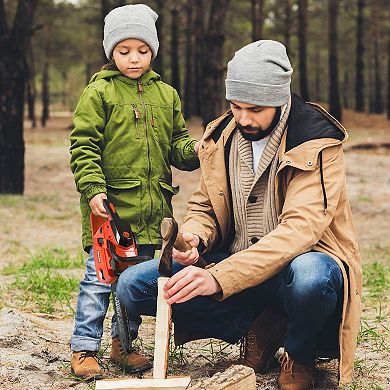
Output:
[286, 94, 346, 152]
[88, 69, 161, 85]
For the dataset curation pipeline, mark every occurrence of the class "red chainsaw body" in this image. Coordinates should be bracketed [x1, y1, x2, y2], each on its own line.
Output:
[90, 200, 150, 284]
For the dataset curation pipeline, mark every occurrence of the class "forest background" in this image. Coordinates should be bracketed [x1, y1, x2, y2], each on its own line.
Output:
[0, 1, 389, 390]
[1, 0, 390, 192]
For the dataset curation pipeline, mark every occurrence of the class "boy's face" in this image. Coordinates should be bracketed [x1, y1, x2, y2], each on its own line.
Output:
[112, 38, 152, 79]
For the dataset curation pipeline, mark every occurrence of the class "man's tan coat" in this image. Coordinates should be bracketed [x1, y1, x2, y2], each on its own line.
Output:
[180, 105, 362, 385]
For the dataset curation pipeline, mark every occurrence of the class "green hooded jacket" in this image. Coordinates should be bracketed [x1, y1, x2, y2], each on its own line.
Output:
[70, 69, 199, 251]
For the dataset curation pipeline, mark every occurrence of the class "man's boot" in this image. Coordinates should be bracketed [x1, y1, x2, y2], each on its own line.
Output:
[110, 337, 152, 373]
[70, 351, 102, 380]
[238, 306, 287, 373]
[277, 351, 316, 390]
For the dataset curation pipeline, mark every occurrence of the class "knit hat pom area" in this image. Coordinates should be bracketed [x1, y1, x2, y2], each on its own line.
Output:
[226, 40, 293, 107]
[103, 4, 159, 60]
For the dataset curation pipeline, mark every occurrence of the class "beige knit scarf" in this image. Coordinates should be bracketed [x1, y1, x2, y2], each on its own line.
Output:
[229, 98, 291, 252]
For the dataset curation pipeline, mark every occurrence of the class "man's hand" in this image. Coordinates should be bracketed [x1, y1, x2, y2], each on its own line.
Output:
[89, 193, 107, 218]
[163, 266, 221, 304]
[172, 232, 200, 266]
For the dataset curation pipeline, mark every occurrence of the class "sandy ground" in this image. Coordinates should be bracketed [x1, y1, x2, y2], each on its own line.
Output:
[0, 111, 389, 389]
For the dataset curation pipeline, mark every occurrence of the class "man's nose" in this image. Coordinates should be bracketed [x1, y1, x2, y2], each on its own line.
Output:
[239, 111, 252, 127]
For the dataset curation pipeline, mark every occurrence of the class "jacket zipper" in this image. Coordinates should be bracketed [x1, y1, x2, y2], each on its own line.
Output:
[138, 79, 153, 243]
[132, 104, 140, 139]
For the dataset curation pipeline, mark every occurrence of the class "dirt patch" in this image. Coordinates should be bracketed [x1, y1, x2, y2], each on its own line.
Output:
[0, 112, 389, 389]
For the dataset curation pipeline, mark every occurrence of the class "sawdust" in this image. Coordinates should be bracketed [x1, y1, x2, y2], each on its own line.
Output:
[0, 112, 389, 389]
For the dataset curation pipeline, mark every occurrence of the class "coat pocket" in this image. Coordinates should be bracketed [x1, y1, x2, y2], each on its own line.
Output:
[158, 180, 179, 218]
[150, 105, 172, 145]
[106, 179, 142, 231]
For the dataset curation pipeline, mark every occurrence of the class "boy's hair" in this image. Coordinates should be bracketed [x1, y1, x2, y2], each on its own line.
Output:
[103, 4, 159, 60]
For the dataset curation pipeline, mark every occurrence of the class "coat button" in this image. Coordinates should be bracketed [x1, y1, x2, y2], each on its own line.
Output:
[250, 237, 259, 244]
[307, 161, 313, 166]
[286, 160, 291, 164]
[248, 195, 257, 203]
[219, 191, 223, 196]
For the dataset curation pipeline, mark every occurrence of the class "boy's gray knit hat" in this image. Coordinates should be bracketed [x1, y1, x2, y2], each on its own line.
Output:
[226, 40, 293, 107]
[103, 4, 159, 60]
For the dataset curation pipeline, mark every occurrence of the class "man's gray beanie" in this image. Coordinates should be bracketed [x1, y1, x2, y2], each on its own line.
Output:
[103, 4, 159, 60]
[226, 40, 293, 107]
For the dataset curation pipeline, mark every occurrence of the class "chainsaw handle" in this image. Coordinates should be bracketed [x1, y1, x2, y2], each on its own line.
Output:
[102, 199, 118, 220]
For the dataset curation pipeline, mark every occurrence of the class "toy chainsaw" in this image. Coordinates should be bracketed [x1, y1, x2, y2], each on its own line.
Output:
[90, 198, 151, 284]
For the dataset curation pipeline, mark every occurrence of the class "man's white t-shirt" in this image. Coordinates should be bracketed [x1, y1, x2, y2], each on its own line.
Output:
[251, 134, 271, 173]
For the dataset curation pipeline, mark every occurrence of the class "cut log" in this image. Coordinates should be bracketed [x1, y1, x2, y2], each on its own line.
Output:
[153, 276, 171, 379]
[187, 365, 256, 390]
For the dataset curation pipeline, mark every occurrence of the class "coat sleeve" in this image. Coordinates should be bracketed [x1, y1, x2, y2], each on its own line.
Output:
[180, 172, 220, 251]
[169, 89, 200, 171]
[69, 85, 107, 201]
[207, 144, 345, 299]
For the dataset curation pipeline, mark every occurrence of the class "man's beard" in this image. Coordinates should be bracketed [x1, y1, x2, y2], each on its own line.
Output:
[237, 107, 282, 141]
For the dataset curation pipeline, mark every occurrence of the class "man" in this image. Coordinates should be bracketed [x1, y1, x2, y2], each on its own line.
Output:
[116, 40, 362, 390]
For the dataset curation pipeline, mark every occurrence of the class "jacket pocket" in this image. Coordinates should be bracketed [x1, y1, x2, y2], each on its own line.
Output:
[106, 179, 142, 231]
[150, 105, 172, 145]
[158, 180, 179, 218]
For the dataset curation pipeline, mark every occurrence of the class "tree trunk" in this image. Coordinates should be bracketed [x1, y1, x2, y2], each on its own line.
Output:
[298, 0, 309, 100]
[387, 32, 390, 120]
[314, 48, 321, 102]
[0, 0, 38, 194]
[201, 0, 230, 126]
[41, 24, 51, 128]
[153, 0, 164, 78]
[355, 0, 365, 112]
[184, 0, 195, 118]
[284, 0, 292, 54]
[372, 0, 383, 113]
[194, 0, 205, 117]
[328, 0, 342, 121]
[251, 0, 264, 42]
[342, 68, 349, 109]
[27, 46, 36, 128]
[171, 1, 181, 94]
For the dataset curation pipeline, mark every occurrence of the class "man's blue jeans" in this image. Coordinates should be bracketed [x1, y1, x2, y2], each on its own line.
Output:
[70, 246, 155, 352]
[116, 251, 343, 364]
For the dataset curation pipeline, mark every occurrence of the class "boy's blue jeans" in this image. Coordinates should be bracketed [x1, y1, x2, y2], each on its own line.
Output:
[116, 251, 343, 364]
[70, 246, 155, 352]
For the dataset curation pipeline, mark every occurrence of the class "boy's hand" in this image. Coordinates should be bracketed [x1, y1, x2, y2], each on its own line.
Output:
[89, 193, 108, 217]
[172, 233, 200, 266]
[163, 266, 221, 304]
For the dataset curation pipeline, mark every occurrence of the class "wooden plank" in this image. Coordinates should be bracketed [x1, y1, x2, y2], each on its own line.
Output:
[152, 276, 171, 379]
[95, 376, 191, 390]
[187, 365, 256, 390]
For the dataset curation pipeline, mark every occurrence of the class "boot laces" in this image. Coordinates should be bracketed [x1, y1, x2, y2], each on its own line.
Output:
[240, 330, 256, 358]
[79, 351, 98, 363]
[278, 351, 294, 374]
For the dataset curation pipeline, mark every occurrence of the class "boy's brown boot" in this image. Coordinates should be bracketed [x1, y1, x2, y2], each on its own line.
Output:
[277, 351, 316, 390]
[70, 351, 102, 380]
[238, 306, 287, 373]
[110, 337, 152, 373]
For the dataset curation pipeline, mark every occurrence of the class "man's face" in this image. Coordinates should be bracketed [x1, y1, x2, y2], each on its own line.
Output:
[230, 100, 277, 141]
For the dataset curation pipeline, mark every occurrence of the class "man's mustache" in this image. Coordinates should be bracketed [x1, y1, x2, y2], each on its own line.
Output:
[236, 123, 262, 132]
